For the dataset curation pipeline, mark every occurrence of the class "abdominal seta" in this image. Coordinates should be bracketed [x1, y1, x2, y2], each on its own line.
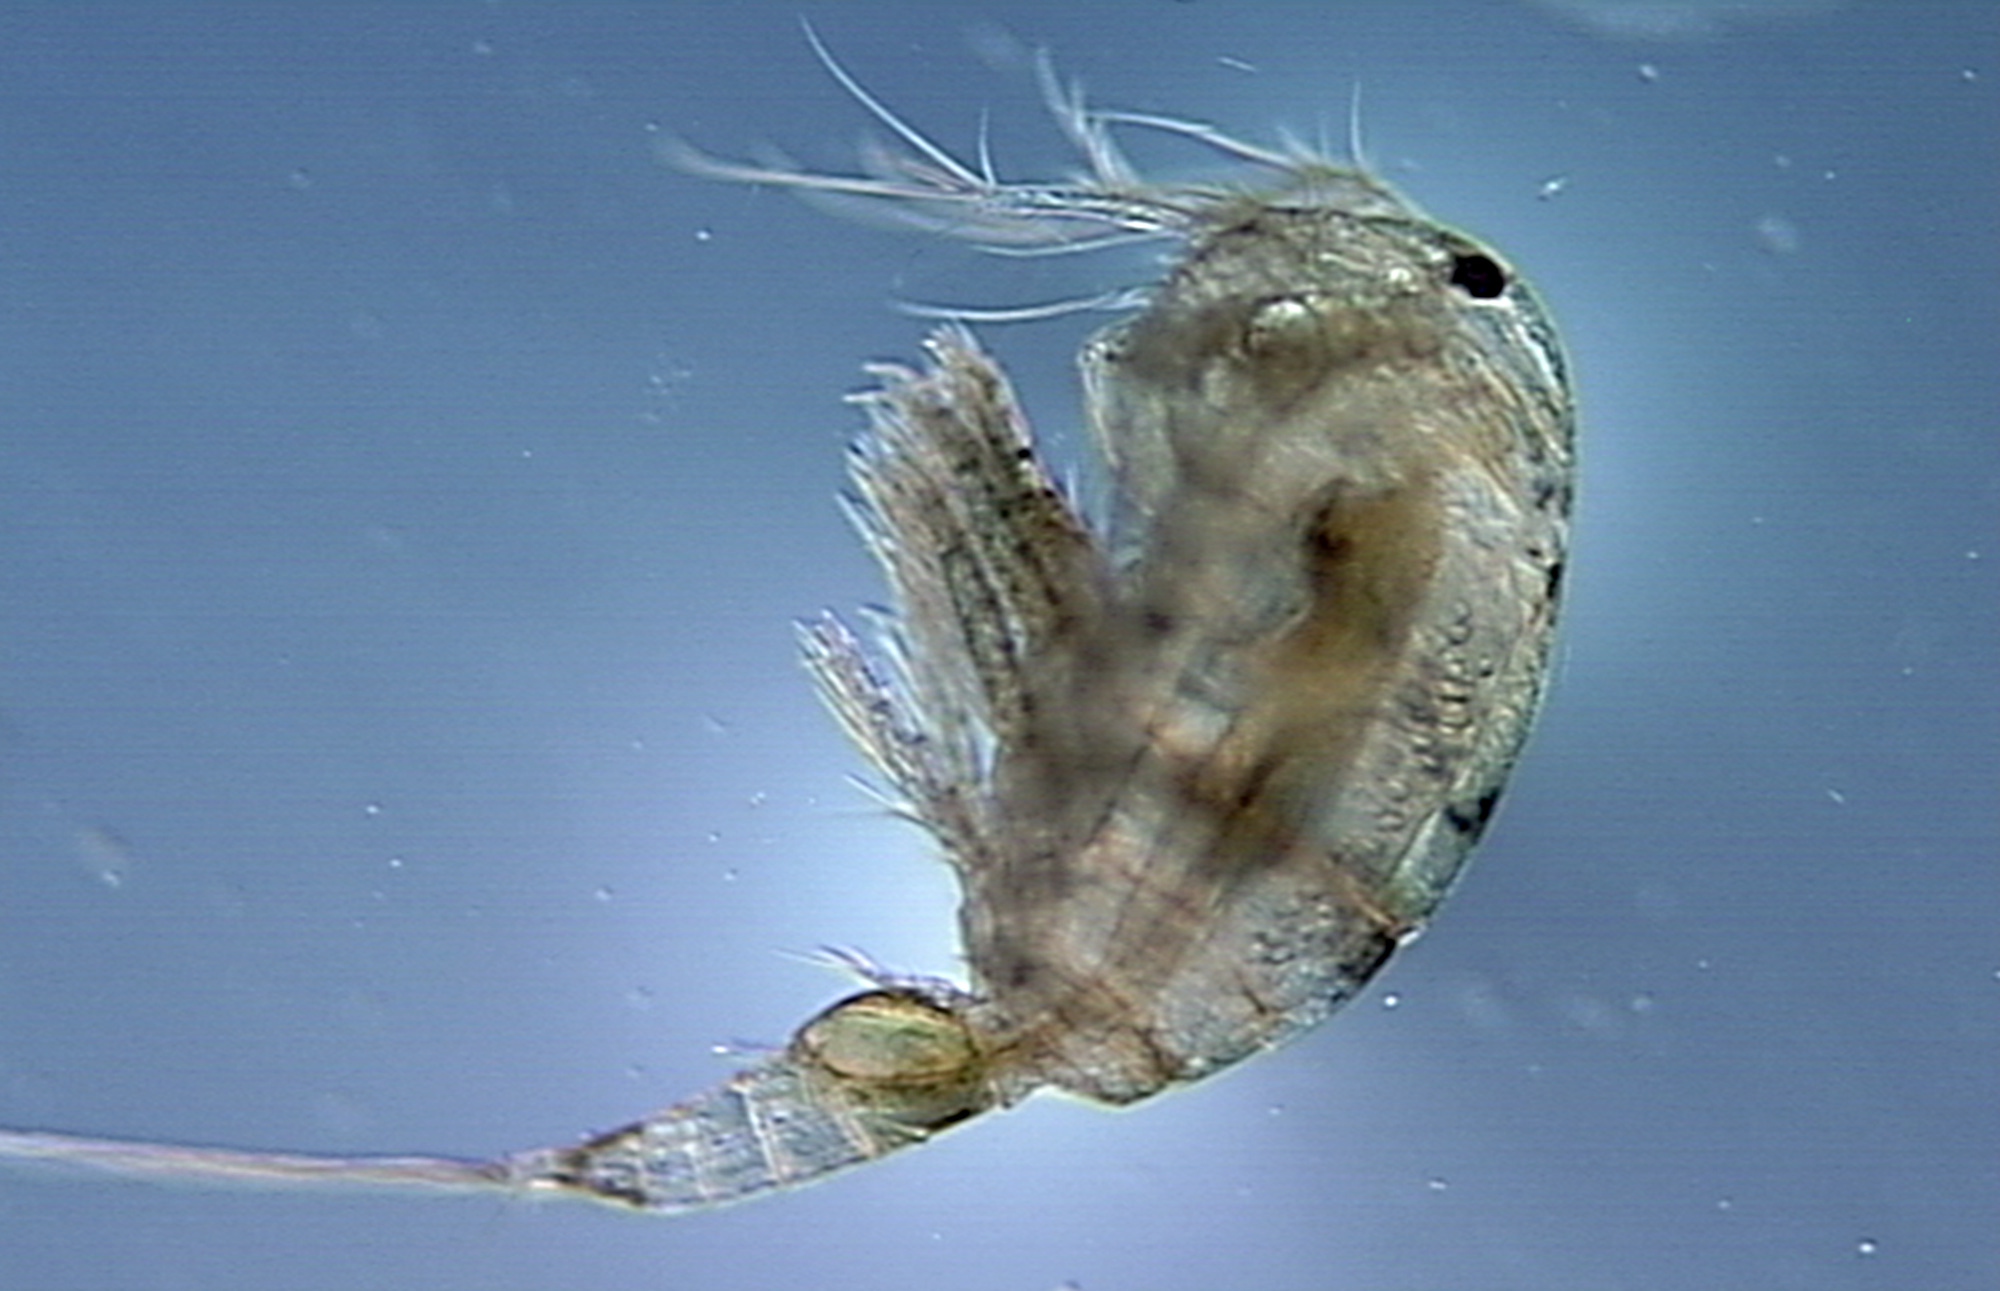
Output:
[0, 37, 1572, 1215]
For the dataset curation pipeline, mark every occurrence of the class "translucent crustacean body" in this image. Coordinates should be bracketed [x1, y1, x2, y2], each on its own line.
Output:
[0, 35, 1573, 1214]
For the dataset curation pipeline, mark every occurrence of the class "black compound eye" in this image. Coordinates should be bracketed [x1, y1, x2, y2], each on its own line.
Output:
[1449, 251, 1508, 299]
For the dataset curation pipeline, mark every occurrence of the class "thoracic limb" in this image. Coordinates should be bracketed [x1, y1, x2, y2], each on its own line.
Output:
[803, 326, 1108, 873]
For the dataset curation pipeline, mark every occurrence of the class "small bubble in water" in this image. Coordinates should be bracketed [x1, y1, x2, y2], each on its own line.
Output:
[1855, 1238, 1878, 1257]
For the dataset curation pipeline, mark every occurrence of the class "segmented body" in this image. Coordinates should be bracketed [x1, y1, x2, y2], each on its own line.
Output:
[541, 42, 1573, 1207]
[0, 38, 1572, 1215]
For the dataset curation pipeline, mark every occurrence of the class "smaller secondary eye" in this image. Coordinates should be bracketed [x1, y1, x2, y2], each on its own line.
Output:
[1449, 252, 1507, 299]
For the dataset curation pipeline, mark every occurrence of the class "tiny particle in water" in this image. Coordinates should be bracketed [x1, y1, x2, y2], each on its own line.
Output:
[73, 824, 139, 890]
[1753, 213, 1801, 256]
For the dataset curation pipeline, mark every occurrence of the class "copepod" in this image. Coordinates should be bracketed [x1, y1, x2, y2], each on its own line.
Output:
[0, 33, 1573, 1214]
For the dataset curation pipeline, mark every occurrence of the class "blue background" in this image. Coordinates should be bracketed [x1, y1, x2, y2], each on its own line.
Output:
[2, 2, 1994, 1287]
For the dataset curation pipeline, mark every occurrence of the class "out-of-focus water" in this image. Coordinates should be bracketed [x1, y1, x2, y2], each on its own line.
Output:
[2, 3, 1993, 1288]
